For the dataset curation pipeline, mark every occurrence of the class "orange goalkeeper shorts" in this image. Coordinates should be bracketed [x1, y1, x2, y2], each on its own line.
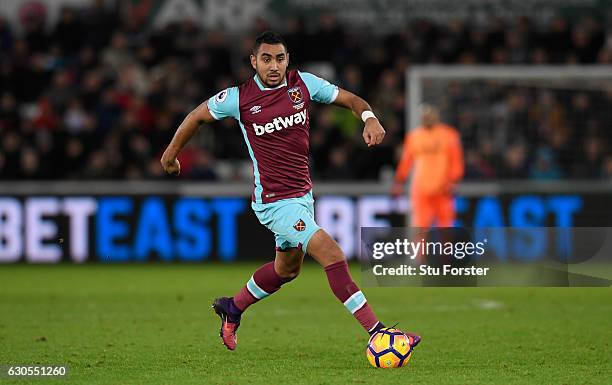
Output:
[410, 193, 455, 228]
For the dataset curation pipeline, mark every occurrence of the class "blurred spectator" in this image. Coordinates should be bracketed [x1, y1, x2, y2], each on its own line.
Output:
[324, 147, 354, 180]
[0, 93, 20, 131]
[188, 150, 218, 180]
[0, 1, 610, 182]
[53, 7, 83, 55]
[20, 147, 42, 179]
[602, 156, 612, 179]
[0, 16, 13, 53]
[499, 143, 528, 179]
[2, 132, 22, 179]
[529, 147, 563, 180]
[573, 136, 605, 178]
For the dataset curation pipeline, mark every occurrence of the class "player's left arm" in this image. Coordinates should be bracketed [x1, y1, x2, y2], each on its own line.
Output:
[391, 132, 413, 196]
[333, 89, 386, 147]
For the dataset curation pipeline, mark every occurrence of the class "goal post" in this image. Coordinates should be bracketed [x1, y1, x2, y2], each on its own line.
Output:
[404, 65, 612, 227]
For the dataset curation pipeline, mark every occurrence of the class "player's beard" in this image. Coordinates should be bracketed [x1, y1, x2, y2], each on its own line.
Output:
[260, 69, 284, 87]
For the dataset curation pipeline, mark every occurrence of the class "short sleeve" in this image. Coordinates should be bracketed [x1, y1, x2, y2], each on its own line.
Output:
[298, 71, 339, 104]
[207, 87, 240, 120]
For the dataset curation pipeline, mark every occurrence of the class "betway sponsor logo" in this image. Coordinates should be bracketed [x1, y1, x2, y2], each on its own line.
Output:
[253, 109, 307, 136]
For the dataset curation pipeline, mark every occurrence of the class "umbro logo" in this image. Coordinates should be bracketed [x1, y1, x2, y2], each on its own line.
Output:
[294, 219, 306, 232]
[250, 105, 262, 114]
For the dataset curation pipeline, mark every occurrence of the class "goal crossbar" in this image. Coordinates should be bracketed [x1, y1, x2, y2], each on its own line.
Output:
[406, 65, 612, 130]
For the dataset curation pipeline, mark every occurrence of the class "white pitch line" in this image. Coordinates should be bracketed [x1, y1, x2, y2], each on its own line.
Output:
[473, 299, 504, 310]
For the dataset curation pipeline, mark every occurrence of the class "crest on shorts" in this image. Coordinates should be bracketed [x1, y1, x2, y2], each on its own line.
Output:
[293, 219, 306, 231]
[288, 87, 303, 104]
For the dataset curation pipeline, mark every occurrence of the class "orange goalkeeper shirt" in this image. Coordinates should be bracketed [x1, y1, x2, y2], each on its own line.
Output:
[395, 123, 464, 196]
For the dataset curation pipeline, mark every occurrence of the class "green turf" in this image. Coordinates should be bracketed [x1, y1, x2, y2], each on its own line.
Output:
[0, 263, 610, 385]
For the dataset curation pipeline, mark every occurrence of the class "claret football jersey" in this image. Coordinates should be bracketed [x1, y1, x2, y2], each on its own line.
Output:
[207, 69, 338, 204]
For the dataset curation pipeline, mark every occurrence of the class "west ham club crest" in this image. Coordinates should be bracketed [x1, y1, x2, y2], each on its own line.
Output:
[293, 219, 306, 231]
[288, 87, 303, 104]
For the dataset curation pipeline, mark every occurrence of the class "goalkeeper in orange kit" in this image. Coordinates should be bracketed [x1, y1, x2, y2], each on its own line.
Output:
[392, 104, 464, 228]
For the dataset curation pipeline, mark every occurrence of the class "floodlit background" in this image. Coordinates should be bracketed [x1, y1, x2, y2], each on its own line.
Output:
[0, 0, 611, 182]
[1, 0, 611, 263]
[0, 1, 611, 384]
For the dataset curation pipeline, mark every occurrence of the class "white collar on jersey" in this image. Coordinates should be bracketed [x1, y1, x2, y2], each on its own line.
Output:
[254, 74, 287, 90]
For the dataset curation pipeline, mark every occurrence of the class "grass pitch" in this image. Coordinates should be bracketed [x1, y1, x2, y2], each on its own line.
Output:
[0, 263, 610, 385]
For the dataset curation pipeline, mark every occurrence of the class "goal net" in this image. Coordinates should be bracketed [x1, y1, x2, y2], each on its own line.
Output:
[403, 65, 612, 225]
[406, 66, 612, 180]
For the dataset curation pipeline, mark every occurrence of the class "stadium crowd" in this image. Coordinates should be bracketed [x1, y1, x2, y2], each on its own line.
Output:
[1, 2, 611, 181]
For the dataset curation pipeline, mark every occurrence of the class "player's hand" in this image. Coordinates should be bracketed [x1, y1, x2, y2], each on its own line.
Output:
[391, 182, 404, 197]
[161, 157, 181, 176]
[363, 118, 385, 147]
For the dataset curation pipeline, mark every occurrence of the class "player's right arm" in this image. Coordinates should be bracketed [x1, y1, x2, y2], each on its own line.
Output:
[160, 101, 215, 175]
[391, 132, 413, 196]
[161, 87, 239, 175]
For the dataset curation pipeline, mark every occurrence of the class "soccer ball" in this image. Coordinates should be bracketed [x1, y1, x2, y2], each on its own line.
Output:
[366, 328, 413, 368]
